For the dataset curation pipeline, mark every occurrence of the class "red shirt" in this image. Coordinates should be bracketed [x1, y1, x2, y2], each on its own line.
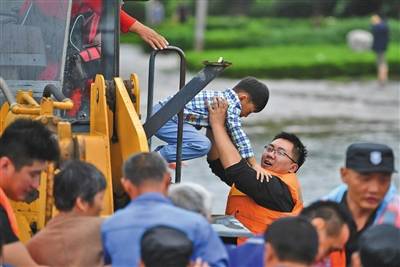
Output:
[20, 0, 136, 32]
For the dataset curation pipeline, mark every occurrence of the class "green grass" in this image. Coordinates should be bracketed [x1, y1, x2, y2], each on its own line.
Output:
[185, 45, 400, 79]
[121, 17, 400, 50]
[120, 17, 400, 79]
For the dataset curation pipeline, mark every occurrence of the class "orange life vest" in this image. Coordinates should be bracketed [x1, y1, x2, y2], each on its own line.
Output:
[226, 170, 303, 236]
[0, 187, 19, 236]
[328, 250, 346, 267]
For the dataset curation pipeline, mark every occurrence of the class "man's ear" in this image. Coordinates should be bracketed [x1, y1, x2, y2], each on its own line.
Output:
[75, 196, 88, 212]
[311, 217, 326, 232]
[162, 173, 171, 192]
[238, 93, 249, 102]
[0, 156, 14, 181]
[340, 167, 348, 183]
[288, 162, 299, 173]
[121, 177, 136, 198]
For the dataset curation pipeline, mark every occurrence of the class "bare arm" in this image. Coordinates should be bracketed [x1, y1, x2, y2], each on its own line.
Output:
[3, 242, 44, 266]
[129, 21, 169, 50]
[208, 98, 242, 168]
[206, 129, 219, 161]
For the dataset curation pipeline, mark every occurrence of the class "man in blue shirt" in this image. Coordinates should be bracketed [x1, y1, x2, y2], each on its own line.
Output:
[101, 152, 228, 267]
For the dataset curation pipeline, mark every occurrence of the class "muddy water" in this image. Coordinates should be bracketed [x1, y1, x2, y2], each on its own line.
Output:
[120, 44, 399, 213]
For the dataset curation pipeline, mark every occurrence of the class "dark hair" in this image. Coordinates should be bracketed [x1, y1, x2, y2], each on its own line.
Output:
[233, 76, 269, 113]
[264, 216, 318, 265]
[301, 200, 351, 237]
[273, 132, 307, 169]
[123, 152, 167, 186]
[54, 160, 106, 211]
[0, 119, 59, 170]
[359, 224, 400, 267]
[141, 226, 193, 267]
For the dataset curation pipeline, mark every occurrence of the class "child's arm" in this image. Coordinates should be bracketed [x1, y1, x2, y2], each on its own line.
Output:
[246, 156, 272, 182]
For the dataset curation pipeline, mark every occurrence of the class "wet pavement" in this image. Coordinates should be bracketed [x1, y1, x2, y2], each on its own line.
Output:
[120, 44, 399, 213]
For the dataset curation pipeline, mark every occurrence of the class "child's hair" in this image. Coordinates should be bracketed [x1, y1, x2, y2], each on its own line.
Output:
[233, 76, 269, 112]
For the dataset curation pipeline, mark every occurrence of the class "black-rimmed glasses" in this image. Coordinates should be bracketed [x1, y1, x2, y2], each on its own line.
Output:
[264, 145, 297, 163]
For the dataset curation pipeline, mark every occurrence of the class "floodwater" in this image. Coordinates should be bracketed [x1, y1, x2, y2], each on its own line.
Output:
[120, 44, 400, 214]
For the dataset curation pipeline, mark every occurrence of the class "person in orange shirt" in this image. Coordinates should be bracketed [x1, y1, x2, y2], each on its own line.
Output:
[0, 119, 59, 266]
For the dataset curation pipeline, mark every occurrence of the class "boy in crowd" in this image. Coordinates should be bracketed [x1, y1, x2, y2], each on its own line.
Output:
[27, 160, 107, 266]
[154, 77, 270, 177]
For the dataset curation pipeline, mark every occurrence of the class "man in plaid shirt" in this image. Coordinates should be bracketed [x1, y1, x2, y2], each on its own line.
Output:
[153, 77, 269, 175]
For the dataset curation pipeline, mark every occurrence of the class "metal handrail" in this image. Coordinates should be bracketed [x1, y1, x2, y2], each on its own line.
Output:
[146, 46, 186, 183]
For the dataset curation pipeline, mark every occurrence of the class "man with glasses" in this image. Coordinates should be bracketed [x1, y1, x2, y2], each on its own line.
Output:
[207, 97, 307, 240]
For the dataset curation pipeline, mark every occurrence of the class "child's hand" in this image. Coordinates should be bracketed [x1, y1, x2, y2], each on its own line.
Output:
[208, 97, 228, 126]
[252, 163, 272, 182]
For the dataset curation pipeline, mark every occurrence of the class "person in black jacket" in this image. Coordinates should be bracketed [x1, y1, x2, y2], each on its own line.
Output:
[206, 97, 307, 237]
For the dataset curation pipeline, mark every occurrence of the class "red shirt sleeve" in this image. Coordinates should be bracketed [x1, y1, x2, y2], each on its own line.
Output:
[120, 9, 137, 33]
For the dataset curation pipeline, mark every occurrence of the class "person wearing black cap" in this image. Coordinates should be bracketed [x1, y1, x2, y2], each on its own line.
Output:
[352, 224, 400, 267]
[324, 142, 399, 266]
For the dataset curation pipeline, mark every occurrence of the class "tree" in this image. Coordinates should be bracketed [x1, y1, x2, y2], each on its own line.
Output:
[194, 0, 207, 51]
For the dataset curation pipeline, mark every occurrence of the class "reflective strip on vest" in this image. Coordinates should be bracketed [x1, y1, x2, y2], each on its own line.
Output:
[0, 187, 19, 236]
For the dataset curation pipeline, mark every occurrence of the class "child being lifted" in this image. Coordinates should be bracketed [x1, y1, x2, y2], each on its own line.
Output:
[154, 76, 270, 178]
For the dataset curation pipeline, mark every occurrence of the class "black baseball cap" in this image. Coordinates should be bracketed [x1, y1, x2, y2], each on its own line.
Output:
[359, 224, 400, 267]
[346, 143, 396, 173]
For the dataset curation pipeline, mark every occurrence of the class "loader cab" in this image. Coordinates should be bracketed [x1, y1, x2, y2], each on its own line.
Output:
[0, 0, 119, 121]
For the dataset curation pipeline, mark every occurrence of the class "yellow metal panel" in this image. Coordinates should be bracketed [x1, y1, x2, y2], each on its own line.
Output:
[77, 135, 114, 215]
[130, 73, 141, 115]
[107, 78, 148, 198]
[0, 102, 10, 132]
[114, 77, 148, 157]
[111, 78, 149, 195]
[90, 75, 110, 138]
[14, 213, 31, 243]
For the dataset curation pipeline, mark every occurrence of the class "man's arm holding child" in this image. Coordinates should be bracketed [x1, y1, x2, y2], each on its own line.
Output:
[224, 103, 270, 181]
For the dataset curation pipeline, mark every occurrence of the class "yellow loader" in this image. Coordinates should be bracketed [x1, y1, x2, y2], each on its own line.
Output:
[0, 0, 230, 242]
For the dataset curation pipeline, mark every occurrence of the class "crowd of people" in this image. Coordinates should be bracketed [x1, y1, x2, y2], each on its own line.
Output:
[0, 93, 398, 266]
[0, 2, 398, 267]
